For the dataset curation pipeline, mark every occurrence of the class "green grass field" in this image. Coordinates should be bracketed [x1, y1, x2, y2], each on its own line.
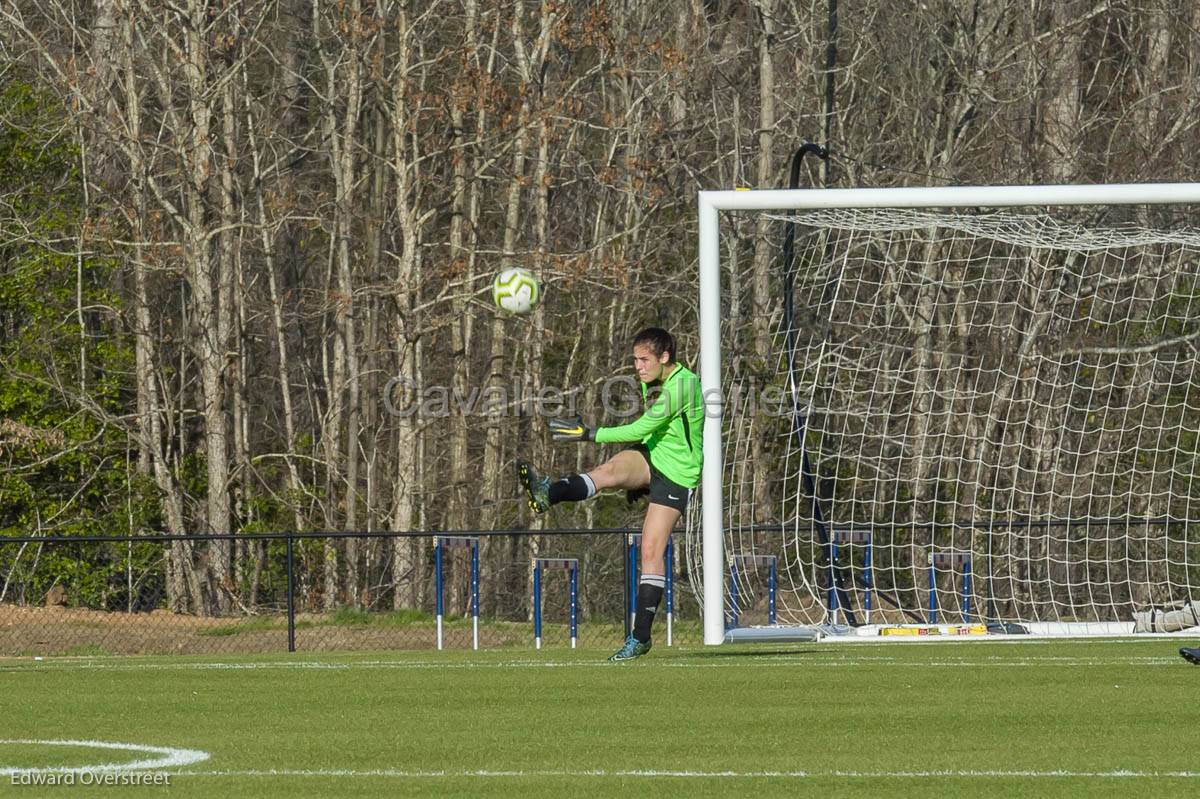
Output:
[2, 639, 1198, 798]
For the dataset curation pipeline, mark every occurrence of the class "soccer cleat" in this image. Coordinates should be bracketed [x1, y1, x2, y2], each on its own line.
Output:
[1181, 647, 1200, 665]
[607, 634, 651, 662]
[517, 460, 551, 514]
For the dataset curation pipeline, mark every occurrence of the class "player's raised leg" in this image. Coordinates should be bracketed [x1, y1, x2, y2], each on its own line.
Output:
[517, 450, 650, 514]
[586, 449, 651, 492]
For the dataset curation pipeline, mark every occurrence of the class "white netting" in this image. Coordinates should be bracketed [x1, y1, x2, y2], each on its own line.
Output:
[688, 207, 1200, 631]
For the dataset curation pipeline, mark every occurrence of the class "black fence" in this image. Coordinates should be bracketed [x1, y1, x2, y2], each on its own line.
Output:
[0, 529, 706, 656]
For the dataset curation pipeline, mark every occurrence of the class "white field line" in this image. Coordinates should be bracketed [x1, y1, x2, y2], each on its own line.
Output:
[170, 767, 1200, 780]
[0, 739, 209, 775]
[0, 655, 1184, 672]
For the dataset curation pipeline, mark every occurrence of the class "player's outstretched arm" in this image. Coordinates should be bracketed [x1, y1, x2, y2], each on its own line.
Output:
[592, 378, 687, 444]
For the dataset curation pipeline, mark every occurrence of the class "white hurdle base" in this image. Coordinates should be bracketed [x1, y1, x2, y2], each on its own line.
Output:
[724, 625, 821, 644]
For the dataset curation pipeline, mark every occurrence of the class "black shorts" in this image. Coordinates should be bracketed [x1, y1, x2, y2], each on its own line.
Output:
[624, 444, 693, 514]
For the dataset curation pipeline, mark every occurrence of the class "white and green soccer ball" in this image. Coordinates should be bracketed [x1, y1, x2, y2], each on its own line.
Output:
[492, 267, 541, 315]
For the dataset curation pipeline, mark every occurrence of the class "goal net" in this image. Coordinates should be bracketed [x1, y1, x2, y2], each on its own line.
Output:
[690, 185, 1200, 643]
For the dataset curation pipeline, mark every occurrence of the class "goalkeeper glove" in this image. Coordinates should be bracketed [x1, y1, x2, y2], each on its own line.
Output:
[548, 416, 594, 442]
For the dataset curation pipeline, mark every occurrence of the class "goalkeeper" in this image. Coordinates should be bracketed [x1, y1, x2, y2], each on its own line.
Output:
[517, 327, 704, 662]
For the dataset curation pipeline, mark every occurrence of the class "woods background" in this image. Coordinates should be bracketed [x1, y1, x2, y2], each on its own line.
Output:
[1, 0, 1197, 617]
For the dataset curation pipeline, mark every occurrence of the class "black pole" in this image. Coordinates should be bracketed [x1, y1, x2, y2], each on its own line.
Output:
[782, 143, 858, 626]
[286, 534, 296, 653]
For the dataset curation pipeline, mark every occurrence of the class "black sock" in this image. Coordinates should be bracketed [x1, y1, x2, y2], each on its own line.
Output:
[548, 473, 596, 506]
[632, 576, 665, 643]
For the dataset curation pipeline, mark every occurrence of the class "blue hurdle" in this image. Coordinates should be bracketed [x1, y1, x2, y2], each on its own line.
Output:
[928, 550, 972, 624]
[625, 534, 674, 647]
[533, 557, 578, 649]
[728, 554, 777, 630]
[830, 528, 874, 624]
[435, 536, 480, 650]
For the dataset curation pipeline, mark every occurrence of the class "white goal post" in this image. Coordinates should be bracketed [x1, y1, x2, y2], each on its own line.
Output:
[698, 183, 1200, 646]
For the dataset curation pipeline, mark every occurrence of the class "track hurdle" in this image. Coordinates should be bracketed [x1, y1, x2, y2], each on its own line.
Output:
[625, 534, 674, 647]
[533, 557, 578, 649]
[928, 550, 972, 624]
[728, 554, 776, 630]
[830, 528, 874, 624]
[435, 536, 480, 650]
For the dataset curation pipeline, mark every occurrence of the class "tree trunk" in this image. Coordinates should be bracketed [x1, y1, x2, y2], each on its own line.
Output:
[750, 0, 776, 521]
[448, 0, 480, 535]
[385, 3, 427, 610]
[1040, 0, 1084, 182]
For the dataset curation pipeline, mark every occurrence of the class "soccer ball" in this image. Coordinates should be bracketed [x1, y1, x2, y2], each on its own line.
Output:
[492, 267, 541, 315]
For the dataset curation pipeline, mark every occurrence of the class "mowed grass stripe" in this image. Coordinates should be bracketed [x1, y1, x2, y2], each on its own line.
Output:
[0, 639, 1187, 672]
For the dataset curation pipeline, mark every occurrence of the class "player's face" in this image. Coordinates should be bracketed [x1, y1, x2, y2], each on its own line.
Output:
[632, 344, 669, 384]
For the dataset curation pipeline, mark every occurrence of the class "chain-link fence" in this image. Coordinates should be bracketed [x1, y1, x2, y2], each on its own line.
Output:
[0, 530, 706, 655]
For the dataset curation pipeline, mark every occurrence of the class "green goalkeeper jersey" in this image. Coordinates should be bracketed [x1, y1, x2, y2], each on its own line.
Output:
[593, 363, 705, 488]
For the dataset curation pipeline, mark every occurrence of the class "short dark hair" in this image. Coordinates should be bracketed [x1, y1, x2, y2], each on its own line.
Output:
[632, 327, 676, 362]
